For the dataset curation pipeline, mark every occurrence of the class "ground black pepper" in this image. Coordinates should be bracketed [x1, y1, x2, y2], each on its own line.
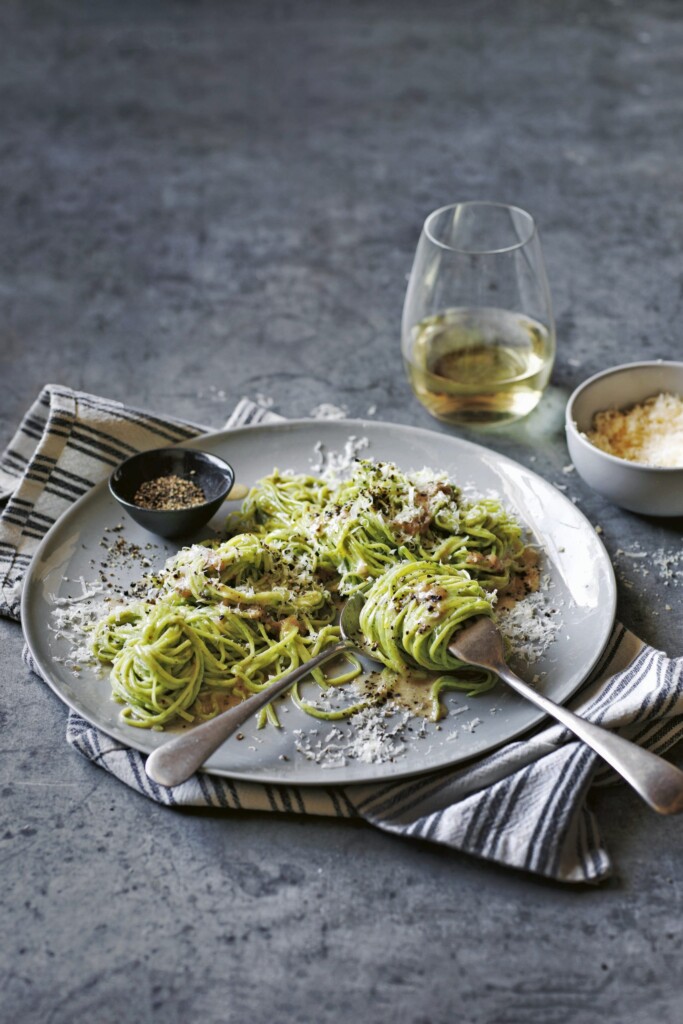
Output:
[133, 474, 206, 510]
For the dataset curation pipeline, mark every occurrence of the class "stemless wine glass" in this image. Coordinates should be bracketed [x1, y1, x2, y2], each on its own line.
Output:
[402, 201, 555, 427]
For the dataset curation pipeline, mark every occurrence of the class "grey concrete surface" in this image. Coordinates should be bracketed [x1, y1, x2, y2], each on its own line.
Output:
[1, 1, 682, 1022]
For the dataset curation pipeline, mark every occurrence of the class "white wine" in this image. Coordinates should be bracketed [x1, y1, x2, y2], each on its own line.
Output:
[404, 307, 554, 426]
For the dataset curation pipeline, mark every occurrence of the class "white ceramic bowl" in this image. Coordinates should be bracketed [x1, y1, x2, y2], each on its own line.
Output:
[565, 360, 683, 516]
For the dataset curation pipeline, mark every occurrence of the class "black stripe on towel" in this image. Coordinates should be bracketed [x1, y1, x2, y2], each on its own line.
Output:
[527, 745, 595, 875]
[481, 765, 536, 861]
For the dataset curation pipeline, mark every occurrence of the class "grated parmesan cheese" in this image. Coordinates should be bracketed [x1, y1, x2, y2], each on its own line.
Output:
[585, 392, 683, 468]
[310, 435, 370, 480]
[497, 584, 562, 665]
[292, 703, 411, 768]
[613, 542, 681, 591]
[309, 402, 348, 421]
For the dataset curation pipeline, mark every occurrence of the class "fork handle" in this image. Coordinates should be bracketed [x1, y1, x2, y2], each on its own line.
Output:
[145, 638, 353, 788]
[492, 661, 683, 815]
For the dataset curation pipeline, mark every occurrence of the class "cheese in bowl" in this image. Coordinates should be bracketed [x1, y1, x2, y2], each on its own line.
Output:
[586, 392, 683, 469]
[566, 361, 683, 516]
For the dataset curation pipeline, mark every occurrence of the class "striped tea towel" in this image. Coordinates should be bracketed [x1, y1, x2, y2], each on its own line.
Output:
[3, 385, 683, 884]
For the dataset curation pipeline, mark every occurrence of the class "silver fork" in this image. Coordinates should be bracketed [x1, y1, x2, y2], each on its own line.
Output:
[449, 616, 683, 815]
[145, 594, 372, 787]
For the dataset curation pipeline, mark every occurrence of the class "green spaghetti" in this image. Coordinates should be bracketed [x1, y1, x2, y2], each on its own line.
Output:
[359, 561, 494, 673]
[91, 460, 527, 730]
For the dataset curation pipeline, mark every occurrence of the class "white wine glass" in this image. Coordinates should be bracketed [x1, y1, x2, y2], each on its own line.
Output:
[402, 201, 555, 427]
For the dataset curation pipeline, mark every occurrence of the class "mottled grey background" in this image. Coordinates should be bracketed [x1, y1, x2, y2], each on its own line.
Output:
[1, 2, 682, 1022]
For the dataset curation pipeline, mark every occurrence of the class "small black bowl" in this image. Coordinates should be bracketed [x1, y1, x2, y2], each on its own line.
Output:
[109, 447, 235, 539]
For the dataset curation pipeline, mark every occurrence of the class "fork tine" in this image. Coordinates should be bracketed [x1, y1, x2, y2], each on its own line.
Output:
[448, 616, 506, 671]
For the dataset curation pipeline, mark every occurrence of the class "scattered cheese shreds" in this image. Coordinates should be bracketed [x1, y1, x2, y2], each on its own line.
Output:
[497, 585, 562, 665]
[310, 435, 370, 480]
[586, 392, 683, 467]
[292, 703, 411, 768]
[310, 402, 348, 421]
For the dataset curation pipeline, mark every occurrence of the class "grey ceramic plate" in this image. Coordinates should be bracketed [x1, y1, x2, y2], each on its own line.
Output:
[22, 419, 616, 786]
